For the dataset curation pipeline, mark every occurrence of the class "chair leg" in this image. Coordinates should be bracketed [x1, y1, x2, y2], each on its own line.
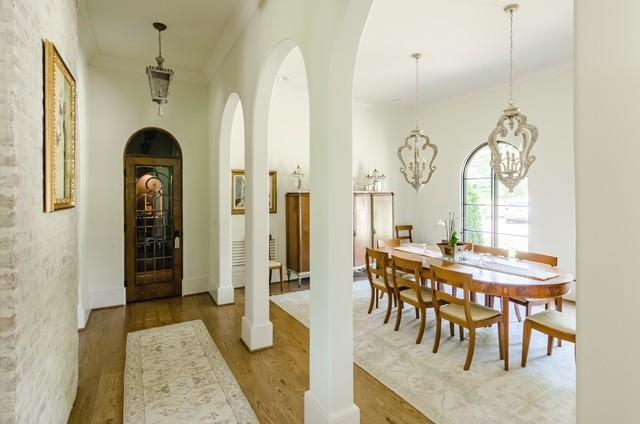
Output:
[383, 292, 393, 324]
[547, 336, 554, 356]
[459, 325, 464, 341]
[497, 321, 504, 360]
[394, 300, 403, 331]
[416, 308, 426, 344]
[521, 320, 532, 367]
[525, 304, 532, 317]
[449, 321, 455, 337]
[368, 286, 375, 314]
[514, 303, 523, 322]
[470, 291, 477, 302]
[279, 265, 284, 294]
[464, 327, 476, 371]
[375, 289, 379, 309]
[433, 315, 442, 353]
[268, 269, 273, 296]
[414, 307, 419, 319]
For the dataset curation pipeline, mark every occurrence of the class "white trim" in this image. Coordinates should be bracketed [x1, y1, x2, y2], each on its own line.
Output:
[210, 285, 235, 305]
[182, 277, 209, 296]
[304, 391, 360, 424]
[240, 317, 273, 351]
[77, 305, 91, 329]
[90, 287, 126, 309]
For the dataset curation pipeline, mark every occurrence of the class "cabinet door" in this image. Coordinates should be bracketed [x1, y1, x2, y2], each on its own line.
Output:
[353, 193, 372, 267]
[286, 195, 301, 272]
[372, 193, 394, 249]
[299, 194, 310, 272]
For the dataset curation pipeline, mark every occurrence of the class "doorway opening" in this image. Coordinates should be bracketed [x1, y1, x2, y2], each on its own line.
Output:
[124, 127, 183, 303]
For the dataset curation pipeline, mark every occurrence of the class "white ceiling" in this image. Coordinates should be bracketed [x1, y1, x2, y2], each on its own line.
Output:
[82, 0, 240, 74]
[353, 0, 573, 107]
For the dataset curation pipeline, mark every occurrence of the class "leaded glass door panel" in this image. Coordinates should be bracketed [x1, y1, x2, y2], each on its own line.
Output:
[125, 156, 182, 302]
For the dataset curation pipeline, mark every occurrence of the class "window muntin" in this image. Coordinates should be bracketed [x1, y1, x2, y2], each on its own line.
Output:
[462, 143, 528, 253]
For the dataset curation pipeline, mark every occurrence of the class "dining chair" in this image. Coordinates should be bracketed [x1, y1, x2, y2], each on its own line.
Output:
[473, 244, 509, 257]
[376, 238, 401, 249]
[473, 245, 509, 307]
[395, 225, 413, 243]
[521, 310, 575, 367]
[391, 255, 435, 344]
[268, 234, 284, 294]
[511, 251, 559, 322]
[365, 248, 396, 323]
[431, 265, 503, 370]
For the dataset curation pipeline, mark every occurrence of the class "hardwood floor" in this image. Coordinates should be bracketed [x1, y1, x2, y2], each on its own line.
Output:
[68, 280, 430, 424]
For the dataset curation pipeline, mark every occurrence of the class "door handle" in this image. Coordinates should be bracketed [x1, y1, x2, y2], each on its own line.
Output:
[174, 230, 181, 249]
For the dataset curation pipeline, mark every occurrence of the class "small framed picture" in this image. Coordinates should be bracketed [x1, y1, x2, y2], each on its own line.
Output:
[231, 170, 277, 214]
[43, 39, 76, 212]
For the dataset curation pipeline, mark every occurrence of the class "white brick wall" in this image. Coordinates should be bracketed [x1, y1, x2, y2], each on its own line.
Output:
[1, 0, 79, 423]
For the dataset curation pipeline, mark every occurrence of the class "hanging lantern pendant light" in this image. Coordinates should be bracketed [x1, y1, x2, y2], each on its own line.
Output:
[397, 53, 438, 193]
[487, 4, 538, 192]
[146, 22, 174, 117]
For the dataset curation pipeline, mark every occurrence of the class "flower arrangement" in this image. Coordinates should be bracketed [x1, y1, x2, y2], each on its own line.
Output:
[436, 212, 466, 259]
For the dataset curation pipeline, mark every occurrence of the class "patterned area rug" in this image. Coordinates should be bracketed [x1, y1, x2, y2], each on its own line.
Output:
[270, 281, 576, 424]
[124, 320, 258, 424]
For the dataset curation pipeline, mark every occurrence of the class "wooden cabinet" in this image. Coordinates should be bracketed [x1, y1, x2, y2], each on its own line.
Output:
[285, 191, 394, 279]
[285, 192, 310, 284]
[353, 192, 394, 267]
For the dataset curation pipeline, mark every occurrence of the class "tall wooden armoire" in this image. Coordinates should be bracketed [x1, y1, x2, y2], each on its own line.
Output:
[285, 191, 394, 279]
[353, 192, 394, 267]
[285, 192, 310, 285]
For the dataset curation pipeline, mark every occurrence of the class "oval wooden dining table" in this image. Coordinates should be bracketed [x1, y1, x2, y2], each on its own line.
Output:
[384, 245, 574, 370]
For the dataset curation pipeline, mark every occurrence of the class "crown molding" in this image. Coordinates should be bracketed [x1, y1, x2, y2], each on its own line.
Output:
[203, 0, 262, 81]
[90, 54, 206, 83]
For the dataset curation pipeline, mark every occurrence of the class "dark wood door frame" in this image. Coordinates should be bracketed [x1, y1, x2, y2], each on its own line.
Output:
[124, 156, 183, 303]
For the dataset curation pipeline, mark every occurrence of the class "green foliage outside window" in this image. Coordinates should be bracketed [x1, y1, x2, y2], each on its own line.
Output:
[466, 187, 485, 246]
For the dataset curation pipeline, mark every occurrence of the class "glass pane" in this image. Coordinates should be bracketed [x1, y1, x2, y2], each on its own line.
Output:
[135, 165, 174, 285]
[464, 178, 491, 205]
[496, 234, 528, 252]
[464, 145, 492, 178]
[497, 205, 528, 236]
[463, 205, 492, 233]
[464, 230, 492, 247]
[497, 176, 528, 206]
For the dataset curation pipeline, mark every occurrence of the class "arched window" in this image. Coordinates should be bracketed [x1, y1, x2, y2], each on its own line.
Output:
[462, 143, 528, 252]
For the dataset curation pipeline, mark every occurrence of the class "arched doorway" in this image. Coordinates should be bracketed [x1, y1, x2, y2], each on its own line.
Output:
[124, 127, 183, 303]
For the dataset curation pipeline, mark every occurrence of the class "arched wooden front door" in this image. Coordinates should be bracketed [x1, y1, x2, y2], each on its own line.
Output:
[124, 128, 183, 302]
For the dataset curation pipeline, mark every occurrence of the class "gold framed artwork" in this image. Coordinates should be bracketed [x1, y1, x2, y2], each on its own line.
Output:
[43, 40, 76, 212]
[231, 170, 277, 215]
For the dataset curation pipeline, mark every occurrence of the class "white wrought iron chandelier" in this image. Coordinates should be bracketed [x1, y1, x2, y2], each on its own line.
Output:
[487, 4, 538, 192]
[397, 53, 438, 193]
[146, 22, 174, 117]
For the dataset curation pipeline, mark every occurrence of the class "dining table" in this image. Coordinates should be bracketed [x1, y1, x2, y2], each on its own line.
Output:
[383, 243, 574, 370]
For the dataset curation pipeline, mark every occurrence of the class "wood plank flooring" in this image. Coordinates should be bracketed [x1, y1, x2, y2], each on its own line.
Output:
[68, 281, 430, 424]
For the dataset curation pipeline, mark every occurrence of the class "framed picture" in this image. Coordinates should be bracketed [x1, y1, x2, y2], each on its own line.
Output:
[231, 170, 278, 215]
[43, 40, 76, 212]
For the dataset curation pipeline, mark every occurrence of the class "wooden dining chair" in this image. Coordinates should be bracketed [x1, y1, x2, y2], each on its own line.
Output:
[395, 225, 413, 243]
[521, 310, 575, 367]
[473, 245, 509, 307]
[473, 244, 509, 257]
[365, 248, 396, 324]
[510, 251, 559, 322]
[431, 265, 503, 370]
[268, 234, 284, 294]
[391, 255, 434, 344]
[376, 238, 401, 249]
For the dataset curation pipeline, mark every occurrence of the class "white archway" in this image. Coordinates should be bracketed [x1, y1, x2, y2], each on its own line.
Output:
[213, 92, 244, 305]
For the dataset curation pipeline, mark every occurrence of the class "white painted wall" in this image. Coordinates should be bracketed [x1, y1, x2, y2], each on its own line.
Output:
[391, 65, 576, 298]
[575, 1, 640, 421]
[85, 65, 209, 307]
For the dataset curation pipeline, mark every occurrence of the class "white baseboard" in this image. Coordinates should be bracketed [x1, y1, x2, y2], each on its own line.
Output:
[90, 287, 126, 309]
[77, 305, 91, 329]
[183, 277, 209, 296]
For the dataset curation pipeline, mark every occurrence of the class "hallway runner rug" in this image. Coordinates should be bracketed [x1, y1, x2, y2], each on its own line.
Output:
[124, 320, 258, 424]
[270, 281, 576, 424]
